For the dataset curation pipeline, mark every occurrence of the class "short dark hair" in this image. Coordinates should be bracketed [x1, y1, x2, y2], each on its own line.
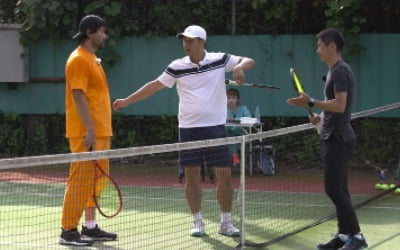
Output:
[227, 88, 240, 99]
[316, 28, 344, 52]
[227, 88, 241, 105]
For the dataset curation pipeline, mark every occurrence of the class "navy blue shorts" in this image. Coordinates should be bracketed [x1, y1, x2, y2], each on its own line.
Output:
[179, 125, 231, 168]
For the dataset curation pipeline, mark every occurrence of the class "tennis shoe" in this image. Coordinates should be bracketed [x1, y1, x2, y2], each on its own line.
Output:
[218, 221, 240, 237]
[317, 234, 347, 249]
[190, 220, 205, 237]
[59, 228, 93, 246]
[339, 235, 368, 250]
[81, 225, 117, 241]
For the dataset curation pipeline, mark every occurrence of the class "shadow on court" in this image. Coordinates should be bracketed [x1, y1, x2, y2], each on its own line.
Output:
[200, 234, 240, 250]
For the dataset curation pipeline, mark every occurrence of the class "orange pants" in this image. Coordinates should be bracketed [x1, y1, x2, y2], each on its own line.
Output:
[61, 137, 110, 230]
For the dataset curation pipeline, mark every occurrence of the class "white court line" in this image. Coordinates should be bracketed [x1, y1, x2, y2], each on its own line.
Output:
[0, 241, 59, 248]
[0, 241, 98, 250]
[1, 192, 398, 211]
[362, 205, 400, 210]
[1, 189, 399, 210]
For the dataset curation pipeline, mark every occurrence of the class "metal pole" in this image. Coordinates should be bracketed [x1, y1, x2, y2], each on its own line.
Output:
[239, 135, 246, 249]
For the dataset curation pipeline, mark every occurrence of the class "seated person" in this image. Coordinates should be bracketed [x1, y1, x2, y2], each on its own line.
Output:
[226, 88, 251, 165]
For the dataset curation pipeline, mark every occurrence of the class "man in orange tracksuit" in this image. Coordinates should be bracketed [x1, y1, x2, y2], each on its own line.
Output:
[59, 15, 116, 246]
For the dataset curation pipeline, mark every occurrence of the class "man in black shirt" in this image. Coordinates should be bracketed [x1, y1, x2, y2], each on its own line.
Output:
[287, 28, 368, 250]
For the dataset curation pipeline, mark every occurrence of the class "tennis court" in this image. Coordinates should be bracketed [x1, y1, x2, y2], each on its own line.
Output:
[274, 195, 400, 250]
[0, 161, 397, 249]
[1, 103, 399, 249]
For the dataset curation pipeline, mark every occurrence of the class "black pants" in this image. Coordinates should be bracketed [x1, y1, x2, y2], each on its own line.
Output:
[322, 130, 360, 235]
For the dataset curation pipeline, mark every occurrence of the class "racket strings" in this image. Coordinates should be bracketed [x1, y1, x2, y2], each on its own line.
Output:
[93, 161, 123, 218]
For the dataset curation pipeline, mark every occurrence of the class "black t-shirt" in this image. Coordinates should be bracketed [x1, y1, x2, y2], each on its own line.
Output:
[321, 60, 355, 142]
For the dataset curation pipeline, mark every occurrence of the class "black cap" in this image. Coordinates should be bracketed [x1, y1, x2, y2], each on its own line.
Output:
[72, 15, 105, 40]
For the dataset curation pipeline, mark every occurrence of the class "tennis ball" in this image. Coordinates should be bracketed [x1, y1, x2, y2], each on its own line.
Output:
[375, 183, 382, 190]
[395, 188, 400, 194]
[381, 184, 389, 190]
[389, 184, 396, 189]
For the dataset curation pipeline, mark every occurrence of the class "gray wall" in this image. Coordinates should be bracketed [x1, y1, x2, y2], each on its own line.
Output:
[0, 24, 28, 82]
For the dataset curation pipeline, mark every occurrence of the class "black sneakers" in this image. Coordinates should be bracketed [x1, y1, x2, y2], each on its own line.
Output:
[339, 235, 368, 250]
[317, 234, 346, 249]
[59, 228, 93, 246]
[318, 234, 368, 250]
[81, 225, 117, 241]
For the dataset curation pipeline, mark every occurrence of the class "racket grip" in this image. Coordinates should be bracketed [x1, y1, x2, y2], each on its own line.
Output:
[306, 107, 313, 116]
[225, 80, 239, 86]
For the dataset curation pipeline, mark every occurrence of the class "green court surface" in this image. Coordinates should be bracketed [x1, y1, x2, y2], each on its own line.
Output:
[261, 194, 400, 250]
[0, 180, 399, 249]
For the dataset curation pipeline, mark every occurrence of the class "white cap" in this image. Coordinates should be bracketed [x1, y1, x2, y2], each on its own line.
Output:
[177, 25, 207, 41]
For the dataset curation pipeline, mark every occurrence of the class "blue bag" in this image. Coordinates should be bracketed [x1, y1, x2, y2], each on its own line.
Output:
[255, 145, 276, 176]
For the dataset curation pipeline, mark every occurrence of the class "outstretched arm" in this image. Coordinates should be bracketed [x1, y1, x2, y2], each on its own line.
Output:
[113, 80, 165, 111]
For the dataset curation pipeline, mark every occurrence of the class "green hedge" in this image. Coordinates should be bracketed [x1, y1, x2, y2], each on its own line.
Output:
[1, 114, 398, 167]
[0, 113, 179, 157]
[1, 0, 400, 62]
[4, 0, 400, 39]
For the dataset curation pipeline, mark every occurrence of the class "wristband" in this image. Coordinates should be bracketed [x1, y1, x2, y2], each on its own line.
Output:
[308, 97, 315, 108]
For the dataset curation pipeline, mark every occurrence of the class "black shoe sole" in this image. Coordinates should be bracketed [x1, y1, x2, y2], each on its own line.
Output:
[82, 235, 117, 241]
[59, 238, 93, 246]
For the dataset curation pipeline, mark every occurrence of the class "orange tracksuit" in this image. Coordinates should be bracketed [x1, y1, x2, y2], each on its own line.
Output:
[62, 46, 112, 230]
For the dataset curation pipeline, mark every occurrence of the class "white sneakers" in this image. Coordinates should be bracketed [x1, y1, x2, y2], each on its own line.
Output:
[218, 221, 240, 237]
[190, 220, 205, 237]
[190, 220, 240, 237]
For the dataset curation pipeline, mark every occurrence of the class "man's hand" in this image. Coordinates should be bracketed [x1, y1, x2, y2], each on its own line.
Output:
[112, 99, 128, 112]
[84, 128, 96, 150]
[232, 65, 245, 84]
[231, 57, 255, 84]
[309, 114, 321, 125]
[286, 93, 311, 107]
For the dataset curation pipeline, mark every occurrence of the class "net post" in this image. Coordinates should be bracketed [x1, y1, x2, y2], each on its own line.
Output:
[239, 135, 246, 249]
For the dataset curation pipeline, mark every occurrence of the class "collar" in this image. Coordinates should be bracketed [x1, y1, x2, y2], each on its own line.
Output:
[328, 58, 343, 69]
[78, 46, 96, 57]
[331, 59, 343, 68]
[182, 50, 210, 66]
[78, 46, 101, 65]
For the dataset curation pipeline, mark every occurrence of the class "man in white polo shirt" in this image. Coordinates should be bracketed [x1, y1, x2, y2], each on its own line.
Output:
[113, 25, 255, 237]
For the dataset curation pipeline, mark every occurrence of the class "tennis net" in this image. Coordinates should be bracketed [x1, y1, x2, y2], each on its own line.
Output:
[0, 102, 399, 249]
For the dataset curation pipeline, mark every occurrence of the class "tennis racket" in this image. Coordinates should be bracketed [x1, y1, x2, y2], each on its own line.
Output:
[92, 159, 123, 218]
[364, 160, 389, 182]
[225, 80, 280, 90]
[290, 68, 313, 116]
[364, 159, 400, 191]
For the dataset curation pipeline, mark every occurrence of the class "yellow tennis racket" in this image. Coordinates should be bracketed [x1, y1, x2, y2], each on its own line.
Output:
[290, 68, 313, 116]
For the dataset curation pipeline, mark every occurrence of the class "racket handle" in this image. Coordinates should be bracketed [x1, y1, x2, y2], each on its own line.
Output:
[225, 80, 239, 85]
[306, 107, 313, 116]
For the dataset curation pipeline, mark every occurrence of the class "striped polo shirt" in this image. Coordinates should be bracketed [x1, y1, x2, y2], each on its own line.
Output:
[157, 51, 241, 128]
